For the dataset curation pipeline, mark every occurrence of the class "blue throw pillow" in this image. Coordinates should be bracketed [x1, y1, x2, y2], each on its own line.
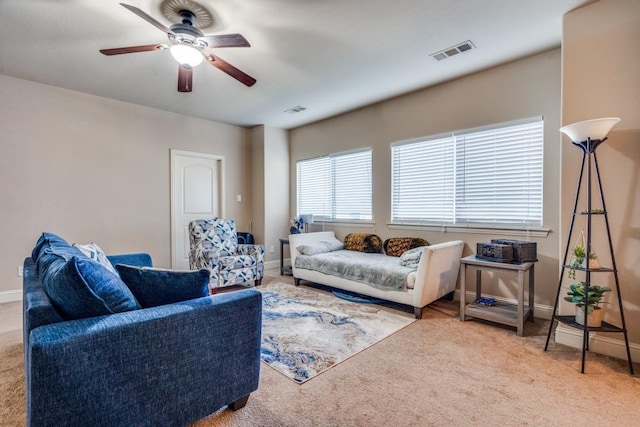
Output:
[115, 264, 210, 308]
[31, 232, 73, 262]
[41, 254, 141, 320]
[36, 244, 85, 281]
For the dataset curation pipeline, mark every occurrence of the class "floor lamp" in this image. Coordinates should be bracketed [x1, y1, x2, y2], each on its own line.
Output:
[544, 117, 634, 374]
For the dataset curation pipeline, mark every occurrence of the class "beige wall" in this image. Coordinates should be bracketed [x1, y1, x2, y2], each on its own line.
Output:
[249, 125, 290, 263]
[249, 126, 266, 246]
[560, 0, 640, 347]
[290, 49, 563, 311]
[263, 126, 290, 263]
[0, 75, 250, 294]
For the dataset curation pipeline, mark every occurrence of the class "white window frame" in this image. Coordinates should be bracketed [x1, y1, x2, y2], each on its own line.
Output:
[296, 149, 373, 223]
[391, 117, 545, 233]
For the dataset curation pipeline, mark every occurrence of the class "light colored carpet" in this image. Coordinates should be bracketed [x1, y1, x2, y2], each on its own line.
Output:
[259, 282, 415, 383]
[3, 271, 640, 426]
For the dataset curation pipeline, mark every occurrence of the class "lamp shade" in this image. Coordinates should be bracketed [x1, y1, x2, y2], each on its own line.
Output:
[559, 117, 621, 142]
[170, 45, 203, 67]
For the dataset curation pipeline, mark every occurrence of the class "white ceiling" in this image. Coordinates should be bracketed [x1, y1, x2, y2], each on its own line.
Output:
[0, 0, 587, 130]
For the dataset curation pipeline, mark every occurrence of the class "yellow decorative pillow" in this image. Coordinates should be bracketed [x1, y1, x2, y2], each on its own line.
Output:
[383, 237, 429, 257]
[343, 233, 383, 253]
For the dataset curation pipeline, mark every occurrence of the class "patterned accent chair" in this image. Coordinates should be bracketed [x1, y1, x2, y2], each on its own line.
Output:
[189, 218, 264, 290]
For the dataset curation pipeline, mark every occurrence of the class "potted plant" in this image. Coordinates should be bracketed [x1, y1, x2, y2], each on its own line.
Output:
[567, 231, 600, 279]
[568, 244, 586, 279]
[564, 281, 611, 327]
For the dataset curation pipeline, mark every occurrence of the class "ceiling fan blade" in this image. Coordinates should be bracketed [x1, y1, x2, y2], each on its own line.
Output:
[198, 34, 251, 48]
[120, 3, 173, 35]
[205, 54, 256, 87]
[100, 44, 167, 56]
[178, 65, 193, 92]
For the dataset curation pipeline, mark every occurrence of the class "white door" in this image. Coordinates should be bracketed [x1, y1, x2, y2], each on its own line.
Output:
[171, 150, 225, 269]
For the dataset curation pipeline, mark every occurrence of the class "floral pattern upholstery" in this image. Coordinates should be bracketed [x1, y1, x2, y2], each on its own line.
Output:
[189, 218, 264, 290]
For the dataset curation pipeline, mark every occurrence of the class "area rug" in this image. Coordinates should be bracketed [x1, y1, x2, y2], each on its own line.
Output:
[258, 282, 415, 383]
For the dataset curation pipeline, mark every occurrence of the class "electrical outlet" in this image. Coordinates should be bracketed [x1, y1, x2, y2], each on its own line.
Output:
[269, 245, 275, 253]
[236, 194, 242, 202]
[17, 266, 23, 277]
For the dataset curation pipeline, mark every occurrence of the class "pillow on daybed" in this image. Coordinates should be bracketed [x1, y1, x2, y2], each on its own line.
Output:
[343, 233, 383, 253]
[399, 247, 427, 268]
[383, 237, 429, 257]
[116, 264, 210, 308]
[297, 238, 344, 255]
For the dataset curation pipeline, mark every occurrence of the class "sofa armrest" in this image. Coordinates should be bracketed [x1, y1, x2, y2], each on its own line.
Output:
[413, 240, 465, 307]
[26, 289, 262, 426]
[107, 252, 152, 268]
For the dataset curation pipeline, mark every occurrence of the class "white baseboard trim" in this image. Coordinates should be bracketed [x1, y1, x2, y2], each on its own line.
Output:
[264, 259, 282, 270]
[554, 325, 639, 363]
[457, 290, 554, 320]
[459, 290, 638, 362]
[0, 290, 22, 304]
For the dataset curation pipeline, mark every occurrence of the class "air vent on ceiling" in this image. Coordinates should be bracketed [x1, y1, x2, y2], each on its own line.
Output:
[284, 105, 307, 113]
[430, 40, 475, 61]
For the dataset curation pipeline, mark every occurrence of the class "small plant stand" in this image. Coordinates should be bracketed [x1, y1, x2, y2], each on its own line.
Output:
[544, 134, 633, 374]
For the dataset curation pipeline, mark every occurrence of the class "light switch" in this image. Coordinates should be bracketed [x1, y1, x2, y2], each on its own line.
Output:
[236, 194, 242, 202]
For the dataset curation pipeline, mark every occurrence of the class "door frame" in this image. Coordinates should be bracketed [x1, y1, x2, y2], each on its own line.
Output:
[170, 149, 226, 269]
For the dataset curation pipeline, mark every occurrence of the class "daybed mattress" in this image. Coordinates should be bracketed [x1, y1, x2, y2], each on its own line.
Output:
[294, 249, 417, 290]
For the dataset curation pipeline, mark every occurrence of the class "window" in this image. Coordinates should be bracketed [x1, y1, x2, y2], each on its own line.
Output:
[297, 149, 372, 221]
[391, 118, 543, 228]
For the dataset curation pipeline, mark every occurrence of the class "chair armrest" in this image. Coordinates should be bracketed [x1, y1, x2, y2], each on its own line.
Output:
[26, 290, 262, 426]
[237, 244, 265, 257]
[192, 247, 221, 270]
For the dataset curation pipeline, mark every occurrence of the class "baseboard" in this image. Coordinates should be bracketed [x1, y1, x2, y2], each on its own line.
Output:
[0, 290, 22, 303]
[264, 259, 283, 271]
[555, 325, 640, 363]
[457, 290, 554, 320]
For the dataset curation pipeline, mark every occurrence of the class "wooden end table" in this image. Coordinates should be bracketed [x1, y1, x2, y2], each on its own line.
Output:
[459, 255, 535, 337]
[279, 238, 292, 276]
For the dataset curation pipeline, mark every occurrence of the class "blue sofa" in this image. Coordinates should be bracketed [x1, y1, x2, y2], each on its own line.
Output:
[23, 233, 262, 426]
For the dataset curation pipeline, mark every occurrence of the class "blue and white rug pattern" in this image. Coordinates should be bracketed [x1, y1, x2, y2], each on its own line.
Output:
[258, 283, 415, 383]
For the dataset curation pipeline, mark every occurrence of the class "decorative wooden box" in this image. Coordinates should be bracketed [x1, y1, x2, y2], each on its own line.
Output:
[476, 242, 514, 263]
[490, 239, 537, 263]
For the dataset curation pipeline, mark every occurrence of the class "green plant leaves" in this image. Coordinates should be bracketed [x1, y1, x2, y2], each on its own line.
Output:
[565, 281, 611, 314]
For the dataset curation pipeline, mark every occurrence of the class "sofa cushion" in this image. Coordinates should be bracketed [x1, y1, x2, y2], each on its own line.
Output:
[115, 264, 210, 308]
[73, 242, 119, 276]
[36, 240, 86, 280]
[399, 247, 426, 268]
[343, 233, 383, 253]
[297, 238, 344, 255]
[383, 237, 430, 257]
[40, 254, 141, 320]
[31, 232, 72, 263]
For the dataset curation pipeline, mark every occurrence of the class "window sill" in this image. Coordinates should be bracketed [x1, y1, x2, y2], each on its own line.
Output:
[387, 223, 551, 238]
[308, 220, 375, 229]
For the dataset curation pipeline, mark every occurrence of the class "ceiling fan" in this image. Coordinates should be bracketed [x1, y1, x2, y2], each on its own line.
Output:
[100, 2, 256, 92]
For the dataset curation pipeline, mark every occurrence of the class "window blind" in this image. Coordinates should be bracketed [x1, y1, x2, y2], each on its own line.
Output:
[297, 149, 372, 221]
[391, 118, 543, 227]
[391, 135, 455, 223]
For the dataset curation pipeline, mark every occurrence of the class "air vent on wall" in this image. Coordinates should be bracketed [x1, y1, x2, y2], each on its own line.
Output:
[430, 40, 475, 61]
[284, 105, 307, 113]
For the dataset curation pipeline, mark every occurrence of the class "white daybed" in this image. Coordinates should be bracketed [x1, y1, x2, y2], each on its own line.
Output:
[289, 231, 464, 319]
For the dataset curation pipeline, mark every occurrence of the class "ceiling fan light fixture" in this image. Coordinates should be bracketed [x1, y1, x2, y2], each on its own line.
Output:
[170, 44, 204, 67]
